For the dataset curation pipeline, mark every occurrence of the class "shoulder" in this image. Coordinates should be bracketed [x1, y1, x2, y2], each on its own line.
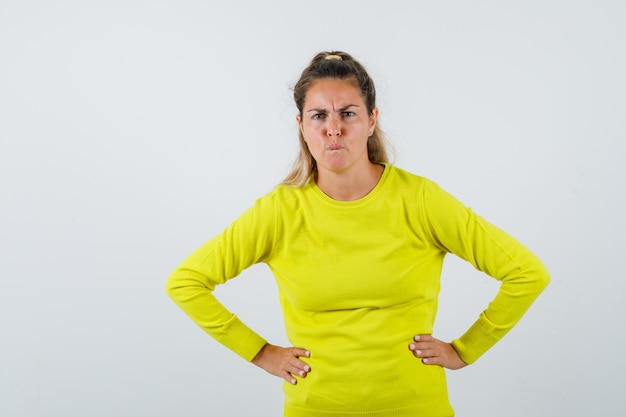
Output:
[262, 180, 318, 208]
[383, 164, 440, 196]
[270, 182, 309, 199]
[383, 165, 467, 221]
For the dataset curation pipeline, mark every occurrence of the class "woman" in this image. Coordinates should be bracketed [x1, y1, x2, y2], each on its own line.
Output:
[166, 51, 549, 416]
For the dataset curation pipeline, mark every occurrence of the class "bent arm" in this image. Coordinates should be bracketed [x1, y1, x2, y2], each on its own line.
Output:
[449, 220, 550, 364]
[422, 181, 550, 364]
[165, 195, 278, 361]
[166, 256, 268, 361]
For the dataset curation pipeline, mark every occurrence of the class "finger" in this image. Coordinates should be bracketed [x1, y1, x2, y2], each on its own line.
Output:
[280, 371, 298, 385]
[409, 341, 436, 352]
[411, 340, 437, 350]
[413, 334, 435, 342]
[422, 356, 444, 366]
[412, 347, 439, 358]
[289, 349, 311, 371]
[285, 363, 309, 378]
[292, 348, 311, 358]
[288, 357, 311, 374]
[286, 356, 310, 373]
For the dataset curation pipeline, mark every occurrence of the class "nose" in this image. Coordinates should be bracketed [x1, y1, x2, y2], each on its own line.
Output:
[326, 115, 341, 137]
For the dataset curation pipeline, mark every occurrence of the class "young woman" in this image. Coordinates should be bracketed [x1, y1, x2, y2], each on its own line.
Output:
[166, 51, 549, 417]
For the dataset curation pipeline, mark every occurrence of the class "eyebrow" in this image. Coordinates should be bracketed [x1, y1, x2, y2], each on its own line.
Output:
[306, 104, 360, 113]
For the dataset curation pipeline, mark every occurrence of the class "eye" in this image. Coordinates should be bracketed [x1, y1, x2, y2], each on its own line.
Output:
[342, 111, 355, 117]
[312, 113, 326, 120]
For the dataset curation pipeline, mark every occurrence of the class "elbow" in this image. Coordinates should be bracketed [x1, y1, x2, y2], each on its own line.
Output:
[165, 269, 183, 302]
[534, 261, 551, 293]
[541, 267, 551, 290]
[165, 267, 213, 303]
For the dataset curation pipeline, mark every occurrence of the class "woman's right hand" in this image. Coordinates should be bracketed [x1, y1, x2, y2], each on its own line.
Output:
[252, 343, 311, 385]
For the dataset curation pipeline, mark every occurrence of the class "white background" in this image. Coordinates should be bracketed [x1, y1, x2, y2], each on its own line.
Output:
[1, 1, 624, 416]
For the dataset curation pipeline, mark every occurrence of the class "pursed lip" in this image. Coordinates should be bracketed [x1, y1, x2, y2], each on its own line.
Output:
[326, 144, 342, 151]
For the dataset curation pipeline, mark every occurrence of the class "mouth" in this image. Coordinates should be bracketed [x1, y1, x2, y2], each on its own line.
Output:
[327, 144, 342, 151]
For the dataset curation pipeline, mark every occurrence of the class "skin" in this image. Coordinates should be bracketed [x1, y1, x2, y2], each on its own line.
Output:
[252, 343, 311, 385]
[408, 334, 468, 370]
[252, 78, 467, 384]
[296, 77, 382, 201]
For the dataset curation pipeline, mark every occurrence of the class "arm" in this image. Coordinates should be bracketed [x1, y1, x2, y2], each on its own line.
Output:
[165, 197, 273, 361]
[414, 180, 550, 366]
[165, 194, 311, 383]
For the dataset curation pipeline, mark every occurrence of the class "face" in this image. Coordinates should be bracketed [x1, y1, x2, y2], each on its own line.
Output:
[296, 78, 378, 176]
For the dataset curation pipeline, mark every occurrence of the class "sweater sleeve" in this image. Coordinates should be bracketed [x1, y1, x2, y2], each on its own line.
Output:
[420, 180, 550, 364]
[165, 193, 278, 361]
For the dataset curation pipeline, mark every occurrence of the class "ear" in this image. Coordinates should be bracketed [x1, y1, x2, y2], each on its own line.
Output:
[369, 108, 379, 135]
[296, 114, 306, 140]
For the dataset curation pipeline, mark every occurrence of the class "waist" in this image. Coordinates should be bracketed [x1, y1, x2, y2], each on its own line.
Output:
[283, 314, 451, 414]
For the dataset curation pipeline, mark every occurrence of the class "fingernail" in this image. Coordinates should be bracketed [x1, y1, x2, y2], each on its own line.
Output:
[409, 343, 415, 350]
[423, 358, 429, 364]
[299, 371, 305, 377]
[304, 365, 311, 372]
[416, 350, 422, 356]
[305, 351, 310, 357]
[290, 378, 296, 384]
[414, 335, 420, 341]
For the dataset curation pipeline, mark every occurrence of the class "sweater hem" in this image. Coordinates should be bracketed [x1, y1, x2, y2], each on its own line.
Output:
[284, 404, 454, 417]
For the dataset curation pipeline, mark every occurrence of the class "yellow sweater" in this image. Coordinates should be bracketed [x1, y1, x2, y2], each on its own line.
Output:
[166, 165, 549, 417]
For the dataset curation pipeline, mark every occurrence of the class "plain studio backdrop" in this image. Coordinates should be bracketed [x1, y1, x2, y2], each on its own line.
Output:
[1, 1, 624, 416]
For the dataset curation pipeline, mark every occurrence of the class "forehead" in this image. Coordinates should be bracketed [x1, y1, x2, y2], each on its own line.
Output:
[304, 78, 364, 109]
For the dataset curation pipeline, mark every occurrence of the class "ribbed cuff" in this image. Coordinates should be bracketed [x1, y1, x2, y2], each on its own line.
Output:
[451, 314, 505, 364]
[214, 314, 267, 361]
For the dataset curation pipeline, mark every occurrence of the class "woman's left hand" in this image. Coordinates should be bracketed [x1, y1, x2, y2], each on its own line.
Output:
[408, 334, 468, 370]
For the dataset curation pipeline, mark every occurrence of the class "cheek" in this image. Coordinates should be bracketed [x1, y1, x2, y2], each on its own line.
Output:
[306, 139, 327, 160]
[305, 138, 322, 154]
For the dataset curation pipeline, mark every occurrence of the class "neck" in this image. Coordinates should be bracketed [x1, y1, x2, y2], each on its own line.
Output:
[316, 162, 384, 201]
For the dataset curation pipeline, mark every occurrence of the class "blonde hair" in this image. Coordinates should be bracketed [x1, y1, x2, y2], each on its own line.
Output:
[282, 51, 391, 187]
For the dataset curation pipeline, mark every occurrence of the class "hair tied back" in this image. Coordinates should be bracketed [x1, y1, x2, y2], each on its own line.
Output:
[324, 54, 343, 61]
